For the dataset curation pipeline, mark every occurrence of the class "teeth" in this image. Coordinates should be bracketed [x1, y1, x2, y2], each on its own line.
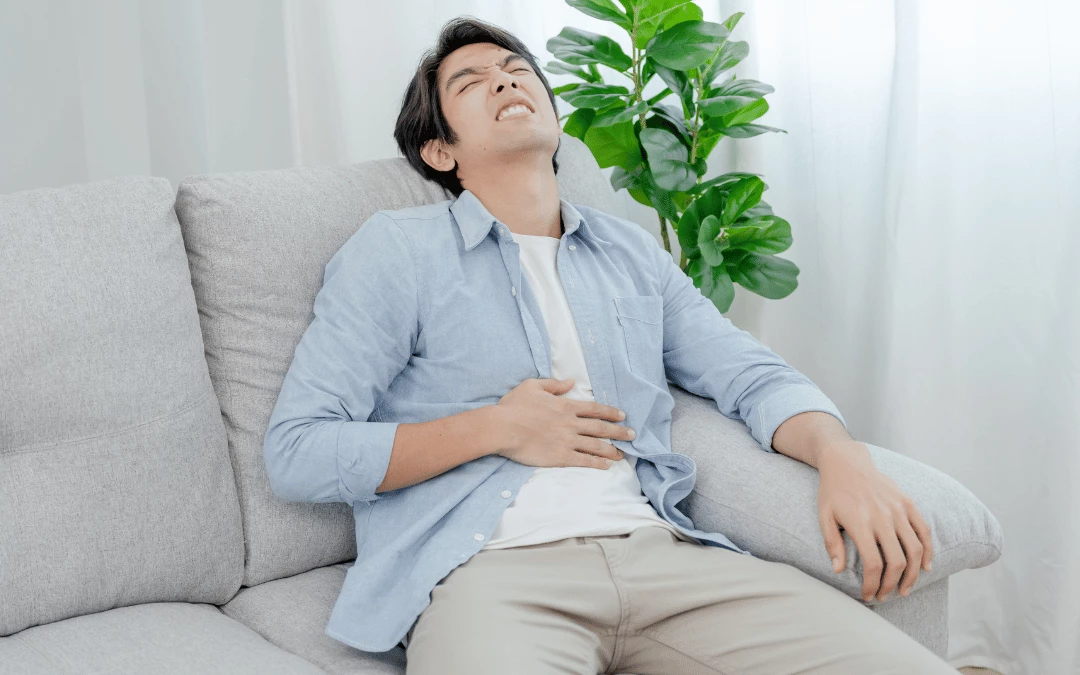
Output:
[497, 104, 530, 121]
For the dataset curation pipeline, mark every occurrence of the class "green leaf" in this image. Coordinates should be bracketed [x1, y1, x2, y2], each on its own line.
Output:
[562, 107, 596, 140]
[646, 104, 691, 146]
[697, 214, 724, 266]
[647, 58, 694, 116]
[716, 123, 786, 138]
[636, 167, 680, 221]
[547, 27, 633, 71]
[544, 61, 598, 82]
[677, 183, 728, 258]
[640, 127, 696, 192]
[567, 0, 632, 30]
[583, 119, 642, 171]
[741, 199, 774, 219]
[610, 166, 637, 190]
[702, 40, 749, 84]
[724, 215, 792, 254]
[688, 171, 763, 195]
[645, 20, 730, 71]
[634, 0, 704, 49]
[705, 264, 735, 312]
[721, 176, 765, 227]
[727, 251, 799, 299]
[711, 77, 774, 98]
[559, 82, 630, 109]
[552, 82, 582, 95]
[720, 97, 768, 126]
[697, 94, 759, 118]
[686, 256, 704, 285]
[592, 100, 649, 127]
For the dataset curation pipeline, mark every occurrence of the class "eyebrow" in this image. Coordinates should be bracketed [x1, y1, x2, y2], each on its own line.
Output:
[444, 53, 529, 94]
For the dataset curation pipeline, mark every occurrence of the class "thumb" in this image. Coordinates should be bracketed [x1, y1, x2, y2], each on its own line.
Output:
[539, 377, 575, 393]
[820, 511, 846, 573]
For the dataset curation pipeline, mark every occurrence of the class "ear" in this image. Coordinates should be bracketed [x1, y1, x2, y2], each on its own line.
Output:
[420, 138, 456, 173]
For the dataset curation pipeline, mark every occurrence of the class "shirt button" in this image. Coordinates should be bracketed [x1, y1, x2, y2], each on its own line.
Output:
[511, 286, 516, 296]
[568, 244, 576, 250]
[473, 533, 485, 541]
[500, 490, 512, 498]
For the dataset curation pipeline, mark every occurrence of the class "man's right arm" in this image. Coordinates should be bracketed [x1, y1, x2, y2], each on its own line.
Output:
[263, 213, 505, 504]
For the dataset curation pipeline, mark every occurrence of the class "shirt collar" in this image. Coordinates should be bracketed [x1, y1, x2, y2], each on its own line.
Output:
[449, 189, 613, 251]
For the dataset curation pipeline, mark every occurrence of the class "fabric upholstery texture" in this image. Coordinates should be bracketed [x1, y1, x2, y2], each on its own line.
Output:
[0, 176, 244, 637]
[0, 603, 327, 674]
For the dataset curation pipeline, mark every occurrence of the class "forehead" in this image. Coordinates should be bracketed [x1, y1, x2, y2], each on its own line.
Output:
[438, 42, 515, 82]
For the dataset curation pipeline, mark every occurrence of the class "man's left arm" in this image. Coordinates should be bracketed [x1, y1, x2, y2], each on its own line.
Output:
[647, 234, 933, 603]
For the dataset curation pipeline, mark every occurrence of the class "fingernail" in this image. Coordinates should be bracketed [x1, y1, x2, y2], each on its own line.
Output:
[627, 428, 636, 439]
[900, 588, 909, 597]
[618, 410, 626, 420]
[831, 557, 841, 571]
[605, 459, 614, 466]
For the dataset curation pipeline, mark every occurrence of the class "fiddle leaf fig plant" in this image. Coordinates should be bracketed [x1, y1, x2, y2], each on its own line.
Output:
[545, 0, 796, 312]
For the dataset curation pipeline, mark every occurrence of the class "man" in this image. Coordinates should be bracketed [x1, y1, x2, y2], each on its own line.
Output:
[263, 16, 956, 675]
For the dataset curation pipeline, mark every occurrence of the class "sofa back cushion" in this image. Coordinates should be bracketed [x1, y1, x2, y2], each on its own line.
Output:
[0, 176, 244, 636]
[174, 135, 617, 585]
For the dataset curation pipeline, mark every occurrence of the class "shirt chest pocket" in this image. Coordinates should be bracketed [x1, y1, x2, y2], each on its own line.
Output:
[613, 295, 665, 384]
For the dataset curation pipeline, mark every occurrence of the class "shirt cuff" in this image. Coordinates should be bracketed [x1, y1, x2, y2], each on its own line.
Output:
[336, 420, 400, 503]
[753, 385, 847, 453]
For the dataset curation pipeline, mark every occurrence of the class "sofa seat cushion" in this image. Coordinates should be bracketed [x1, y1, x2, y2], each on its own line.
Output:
[221, 563, 406, 675]
[0, 602, 326, 674]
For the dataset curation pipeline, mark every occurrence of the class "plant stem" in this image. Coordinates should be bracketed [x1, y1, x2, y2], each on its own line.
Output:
[659, 214, 670, 255]
[630, 7, 647, 131]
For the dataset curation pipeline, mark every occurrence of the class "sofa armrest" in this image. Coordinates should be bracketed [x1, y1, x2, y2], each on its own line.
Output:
[669, 383, 1004, 607]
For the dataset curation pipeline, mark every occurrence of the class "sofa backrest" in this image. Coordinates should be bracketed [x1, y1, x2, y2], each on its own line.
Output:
[173, 134, 619, 586]
[0, 176, 244, 636]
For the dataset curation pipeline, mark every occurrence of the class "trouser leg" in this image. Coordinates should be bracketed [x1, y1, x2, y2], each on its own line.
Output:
[606, 526, 957, 675]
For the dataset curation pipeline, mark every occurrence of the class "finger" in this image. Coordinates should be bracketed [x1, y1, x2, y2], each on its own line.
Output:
[845, 522, 882, 602]
[875, 525, 907, 602]
[818, 509, 847, 573]
[894, 515, 924, 597]
[907, 503, 934, 572]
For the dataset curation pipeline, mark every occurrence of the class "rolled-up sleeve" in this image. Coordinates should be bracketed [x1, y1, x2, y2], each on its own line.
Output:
[649, 235, 846, 452]
[263, 212, 418, 503]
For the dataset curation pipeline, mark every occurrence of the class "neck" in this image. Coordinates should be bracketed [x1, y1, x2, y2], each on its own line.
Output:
[461, 156, 562, 238]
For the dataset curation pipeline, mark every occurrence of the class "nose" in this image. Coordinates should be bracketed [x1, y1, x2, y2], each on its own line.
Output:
[493, 68, 518, 93]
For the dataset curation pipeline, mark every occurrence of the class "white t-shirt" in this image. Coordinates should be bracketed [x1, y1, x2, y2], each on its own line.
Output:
[481, 230, 699, 550]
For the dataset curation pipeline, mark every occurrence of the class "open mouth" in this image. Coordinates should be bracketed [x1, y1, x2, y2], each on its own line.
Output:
[496, 102, 534, 122]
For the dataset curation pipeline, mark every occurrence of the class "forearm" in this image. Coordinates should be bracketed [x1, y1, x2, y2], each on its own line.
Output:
[771, 410, 859, 469]
[375, 405, 508, 494]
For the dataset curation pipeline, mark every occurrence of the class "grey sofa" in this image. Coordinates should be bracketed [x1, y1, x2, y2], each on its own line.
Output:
[0, 135, 1003, 674]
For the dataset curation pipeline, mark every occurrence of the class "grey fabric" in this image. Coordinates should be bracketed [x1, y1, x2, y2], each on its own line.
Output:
[873, 577, 951, 658]
[0, 602, 327, 675]
[221, 563, 407, 675]
[0, 176, 244, 637]
[670, 382, 1003, 656]
[173, 135, 618, 587]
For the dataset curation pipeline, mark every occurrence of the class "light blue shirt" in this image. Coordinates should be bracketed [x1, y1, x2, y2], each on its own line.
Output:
[263, 189, 846, 653]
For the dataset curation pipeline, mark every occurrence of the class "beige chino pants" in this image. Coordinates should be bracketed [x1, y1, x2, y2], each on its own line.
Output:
[403, 525, 957, 675]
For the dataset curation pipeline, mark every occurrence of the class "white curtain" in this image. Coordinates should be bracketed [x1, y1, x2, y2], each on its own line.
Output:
[3, 1, 1077, 673]
[717, 3, 1080, 674]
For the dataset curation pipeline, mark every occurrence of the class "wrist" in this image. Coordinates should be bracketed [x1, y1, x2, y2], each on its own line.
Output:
[478, 404, 514, 458]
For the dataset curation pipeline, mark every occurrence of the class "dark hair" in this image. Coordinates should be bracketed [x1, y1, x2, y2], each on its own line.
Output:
[393, 16, 560, 196]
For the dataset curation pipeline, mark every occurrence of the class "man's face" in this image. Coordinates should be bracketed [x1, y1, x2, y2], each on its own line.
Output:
[423, 42, 561, 181]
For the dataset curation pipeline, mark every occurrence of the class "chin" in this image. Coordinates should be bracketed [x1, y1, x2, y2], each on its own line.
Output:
[492, 126, 560, 157]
